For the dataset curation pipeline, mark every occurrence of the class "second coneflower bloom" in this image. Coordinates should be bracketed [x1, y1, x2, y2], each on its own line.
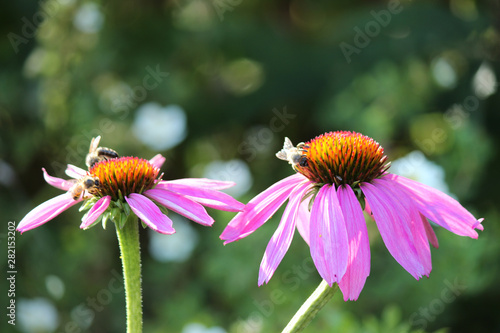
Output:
[221, 131, 483, 301]
[18, 138, 244, 234]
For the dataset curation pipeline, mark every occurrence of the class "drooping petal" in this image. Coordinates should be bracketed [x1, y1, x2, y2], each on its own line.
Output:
[361, 181, 425, 279]
[422, 215, 439, 249]
[220, 173, 307, 244]
[376, 178, 432, 277]
[43, 168, 75, 191]
[125, 193, 175, 234]
[259, 182, 310, 285]
[149, 154, 166, 169]
[364, 200, 373, 218]
[155, 182, 244, 212]
[310, 185, 349, 286]
[17, 193, 82, 233]
[337, 185, 370, 301]
[80, 196, 111, 229]
[388, 174, 483, 237]
[144, 188, 214, 226]
[296, 198, 312, 246]
[65, 164, 87, 179]
[161, 178, 235, 190]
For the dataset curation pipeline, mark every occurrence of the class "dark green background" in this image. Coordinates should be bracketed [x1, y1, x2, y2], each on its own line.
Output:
[1, 0, 499, 332]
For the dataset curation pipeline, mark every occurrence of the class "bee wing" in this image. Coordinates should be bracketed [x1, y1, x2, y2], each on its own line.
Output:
[67, 178, 79, 188]
[282, 137, 294, 150]
[276, 150, 288, 160]
[89, 136, 101, 153]
[276, 137, 294, 160]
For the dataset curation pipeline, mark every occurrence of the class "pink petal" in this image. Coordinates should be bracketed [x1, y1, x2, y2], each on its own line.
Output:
[474, 218, 484, 230]
[162, 178, 236, 190]
[80, 196, 111, 229]
[144, 188, 214, 226]
[296, 199, 312, 246]
[17, 193, 82, 233]
[388, 174, 482, 237]
[364, 200, 373, 218]
[422, 215, 439, 249]
[220, 174, 307, 243]
[258, 182, 310, 285]
[310, 185, 348, 286]
[361, 181, 425, 279]
[125, 193, 175, 234]
[65, 164, 87, 179]
[376, 178, 432, 277]
[337, 185, 370, 301]
[149, 154, 166, 169]
[43, 168, 75, 191]
[155, 182, 244, 212]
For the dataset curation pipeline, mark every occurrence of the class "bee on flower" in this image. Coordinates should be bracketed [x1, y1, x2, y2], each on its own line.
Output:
[17, 136, 244, 234]
[221, 131, 483, 301]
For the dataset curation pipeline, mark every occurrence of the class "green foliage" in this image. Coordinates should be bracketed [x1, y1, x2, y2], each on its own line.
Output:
[1, 0, 499, 332]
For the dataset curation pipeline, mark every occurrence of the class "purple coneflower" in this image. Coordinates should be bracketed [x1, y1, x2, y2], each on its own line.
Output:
[18, 153, 244, 234]
[221, 131, 483, 301]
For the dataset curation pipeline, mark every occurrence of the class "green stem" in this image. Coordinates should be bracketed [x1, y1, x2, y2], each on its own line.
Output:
[116, 217, 143, 333]
[282, 280, 338, 333]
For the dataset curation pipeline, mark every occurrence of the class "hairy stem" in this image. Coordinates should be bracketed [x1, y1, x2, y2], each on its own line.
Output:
[116, 217, 143, 333]
[282, 280, 338, 333]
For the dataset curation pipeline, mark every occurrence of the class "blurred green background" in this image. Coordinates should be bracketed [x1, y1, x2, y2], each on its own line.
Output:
[1, 0, 500, 332]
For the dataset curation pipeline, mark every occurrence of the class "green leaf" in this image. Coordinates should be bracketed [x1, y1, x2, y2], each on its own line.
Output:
[79, 197, 99, 212]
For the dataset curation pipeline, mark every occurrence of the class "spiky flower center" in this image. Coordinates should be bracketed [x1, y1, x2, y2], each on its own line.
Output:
[89, 157, 160, 201]
[295, 131, 390, 186]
